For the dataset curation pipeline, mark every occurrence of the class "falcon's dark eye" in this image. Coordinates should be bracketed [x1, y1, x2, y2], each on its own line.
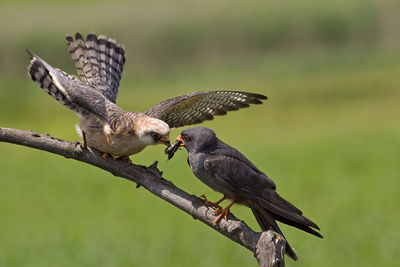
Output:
[181, 134, 189, 141]
[151, 132, 161, 140]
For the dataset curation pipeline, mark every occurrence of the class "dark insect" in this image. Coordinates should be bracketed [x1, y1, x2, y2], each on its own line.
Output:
[164, 140, 182, 160]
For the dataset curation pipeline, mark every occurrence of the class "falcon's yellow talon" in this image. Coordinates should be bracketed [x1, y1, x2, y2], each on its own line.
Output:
[212, 200, 235, 225]
[102, 153, 123, 162]
[201, 194, 227, 210]
[212, 208, 222, 214]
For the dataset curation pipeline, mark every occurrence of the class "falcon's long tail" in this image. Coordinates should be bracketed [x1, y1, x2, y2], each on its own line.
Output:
[66, 32, 125, 103]
[249, 192, 323, 261]
[249, 203, 299, 261]
[27, 50, 89, 118]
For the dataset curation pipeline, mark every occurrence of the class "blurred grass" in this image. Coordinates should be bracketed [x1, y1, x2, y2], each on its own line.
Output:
[0, 0, 400, 266]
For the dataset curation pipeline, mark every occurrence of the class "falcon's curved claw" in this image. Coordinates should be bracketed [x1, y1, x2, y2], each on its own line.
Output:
[102, 153, 130, 163]
[200, 194, 226, 210]
[213, 201, 235, 225]
[102, 153, 118, 160]
[212, 207, 223, 214]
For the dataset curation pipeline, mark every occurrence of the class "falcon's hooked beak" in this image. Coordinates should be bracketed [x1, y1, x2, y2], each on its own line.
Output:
[159, 135, 170, 146]
[177, 135, 186, 146]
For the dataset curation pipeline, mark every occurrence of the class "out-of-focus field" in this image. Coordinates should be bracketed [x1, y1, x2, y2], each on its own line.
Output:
[0, 1, 399, 266]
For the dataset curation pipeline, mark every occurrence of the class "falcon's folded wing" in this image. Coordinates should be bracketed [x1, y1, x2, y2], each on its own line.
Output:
[203, 154, 275, 197]
[204, 154, 322, 237]
[144, 91, 267, 128]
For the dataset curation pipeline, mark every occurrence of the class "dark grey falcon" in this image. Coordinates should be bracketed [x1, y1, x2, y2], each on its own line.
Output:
[167, 126, 322, 261]
[27, 32, 267, 159]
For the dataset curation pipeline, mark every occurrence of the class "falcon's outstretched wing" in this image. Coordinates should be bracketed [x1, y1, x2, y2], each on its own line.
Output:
[27, 50, 123, 124]
[144, 91, 267, 128]
[66, 32, 126, 103]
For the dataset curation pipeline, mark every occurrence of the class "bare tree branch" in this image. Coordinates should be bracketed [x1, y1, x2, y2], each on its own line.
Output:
[0, 126, 285, 266]
[256, 231, 286, 267]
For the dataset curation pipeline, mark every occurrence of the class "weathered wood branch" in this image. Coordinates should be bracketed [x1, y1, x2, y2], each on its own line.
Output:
[0, 126, 286, 266]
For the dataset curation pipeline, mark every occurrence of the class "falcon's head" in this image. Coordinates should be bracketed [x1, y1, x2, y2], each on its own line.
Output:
[135, 116, 170, 146]
[178, 127, 217, 152]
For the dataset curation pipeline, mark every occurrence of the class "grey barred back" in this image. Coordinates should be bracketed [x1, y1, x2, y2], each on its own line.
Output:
[66, 33, 126, 103]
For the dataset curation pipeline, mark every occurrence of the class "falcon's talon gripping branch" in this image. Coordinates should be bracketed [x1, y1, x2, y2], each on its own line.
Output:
[102, 152, 118, 160]
[200, 194, 226, 210]
[213, 201, 234, 225]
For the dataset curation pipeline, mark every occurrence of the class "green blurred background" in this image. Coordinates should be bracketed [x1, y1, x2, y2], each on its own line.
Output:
[0, 0, 399, 266]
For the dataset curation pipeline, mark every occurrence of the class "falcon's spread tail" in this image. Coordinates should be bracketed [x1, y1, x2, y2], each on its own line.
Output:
[27, 50, 87, 117]
[250, 192, 323, 261]
[27, 50, 106, 119]
[66, 33, 126, 103]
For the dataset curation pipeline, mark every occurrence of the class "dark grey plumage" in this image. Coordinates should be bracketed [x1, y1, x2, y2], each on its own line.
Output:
[175, 127, 322, 261]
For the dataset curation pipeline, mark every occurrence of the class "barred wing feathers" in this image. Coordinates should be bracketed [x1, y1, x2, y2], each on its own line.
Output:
[66, 32, 126, 103]
[144, 91, 267, 128]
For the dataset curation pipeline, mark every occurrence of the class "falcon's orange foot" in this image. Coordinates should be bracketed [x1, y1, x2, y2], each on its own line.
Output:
[213, 201, 235, 225]
[200, 194, 226, 210]
[102, 153, 118, 160]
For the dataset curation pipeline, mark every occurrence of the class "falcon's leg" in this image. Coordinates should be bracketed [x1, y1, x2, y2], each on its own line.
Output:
[201, 194, 226, 210]
[82, 131, 87, 148]
[106, 133, 112, 144]
[213, 200, 235, 225]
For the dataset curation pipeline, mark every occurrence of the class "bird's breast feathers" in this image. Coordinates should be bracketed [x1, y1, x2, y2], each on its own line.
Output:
[78, 117, 146, 156]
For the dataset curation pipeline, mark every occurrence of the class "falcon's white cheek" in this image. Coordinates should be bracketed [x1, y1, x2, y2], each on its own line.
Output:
[138, 134, 157, 146]
[135, 116, 170, 146]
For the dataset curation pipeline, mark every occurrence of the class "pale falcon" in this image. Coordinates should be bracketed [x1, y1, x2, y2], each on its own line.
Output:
[27, 33, 267, 158]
